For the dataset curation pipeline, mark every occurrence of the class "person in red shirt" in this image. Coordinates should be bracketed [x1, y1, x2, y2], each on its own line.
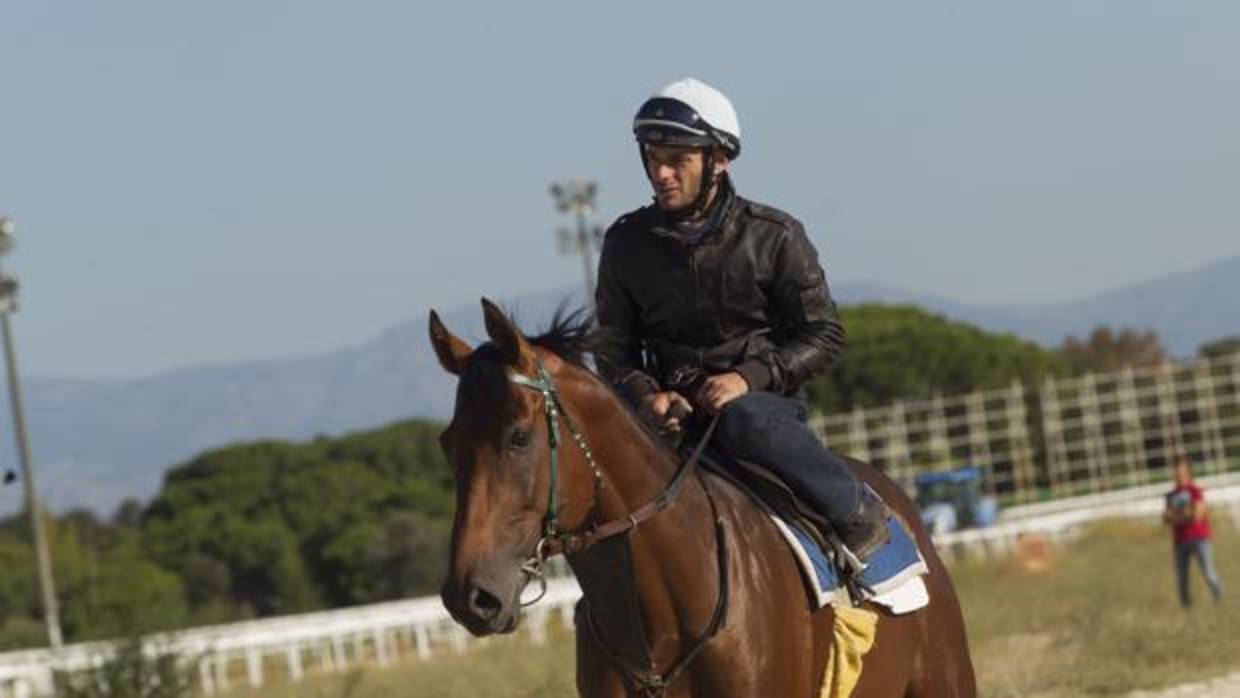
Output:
[1163, 455, 1223, 608]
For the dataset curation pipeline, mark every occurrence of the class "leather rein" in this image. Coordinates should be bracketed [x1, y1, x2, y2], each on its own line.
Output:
[509, 358, 729, 695]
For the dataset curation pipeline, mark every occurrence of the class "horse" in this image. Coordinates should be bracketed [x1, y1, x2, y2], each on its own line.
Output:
[430, 299, 976, 697]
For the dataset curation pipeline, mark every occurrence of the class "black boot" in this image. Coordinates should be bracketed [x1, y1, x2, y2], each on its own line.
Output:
[832, 484, 891, 573]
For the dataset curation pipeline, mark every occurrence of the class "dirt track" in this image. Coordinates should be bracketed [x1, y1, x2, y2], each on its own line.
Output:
[1128, 671, 1240, 697]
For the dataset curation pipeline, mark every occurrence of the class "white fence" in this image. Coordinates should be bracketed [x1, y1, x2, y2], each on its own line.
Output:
[5, 482, 1240, 697]
[810, 352, 1240, 503]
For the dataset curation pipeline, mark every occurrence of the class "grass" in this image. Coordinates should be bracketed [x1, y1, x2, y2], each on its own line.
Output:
[220, 515, 1240, 698]
[958, 514, 1240, 697]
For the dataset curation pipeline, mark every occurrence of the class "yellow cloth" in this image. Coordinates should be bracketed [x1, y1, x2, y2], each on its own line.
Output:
[819, 606, 879, 698]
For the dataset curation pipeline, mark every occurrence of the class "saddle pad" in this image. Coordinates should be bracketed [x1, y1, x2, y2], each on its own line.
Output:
[772, 514, 930, 613]
[693, 447, 929, 612]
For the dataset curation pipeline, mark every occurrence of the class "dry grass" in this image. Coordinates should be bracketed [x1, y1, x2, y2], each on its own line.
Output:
[221, 516, 1240, 698]
[958, 516, 1240, 697]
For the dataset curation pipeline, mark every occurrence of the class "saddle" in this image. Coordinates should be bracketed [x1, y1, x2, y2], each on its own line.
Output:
[691, 442, 928, 611]
[696, 445, 835, 552]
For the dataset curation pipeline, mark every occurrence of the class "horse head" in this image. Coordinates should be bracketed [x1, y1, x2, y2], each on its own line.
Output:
[429, 299, 600, 636]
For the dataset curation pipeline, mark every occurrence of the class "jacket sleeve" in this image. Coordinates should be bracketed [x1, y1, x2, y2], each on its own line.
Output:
[736, 220, 845, 394]
[594, 231, 661, 404]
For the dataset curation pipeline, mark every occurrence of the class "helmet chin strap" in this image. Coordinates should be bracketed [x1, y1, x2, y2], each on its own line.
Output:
[642, 146, 719, 221]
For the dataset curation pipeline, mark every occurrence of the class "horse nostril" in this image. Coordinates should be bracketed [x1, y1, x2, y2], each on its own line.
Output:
[469, 585, 503, 619]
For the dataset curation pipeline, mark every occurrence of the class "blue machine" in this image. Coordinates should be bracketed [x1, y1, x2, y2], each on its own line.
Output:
[915, 466, 999, 535]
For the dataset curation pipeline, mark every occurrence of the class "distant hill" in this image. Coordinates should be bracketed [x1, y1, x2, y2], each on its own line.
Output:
[5, 256, 1237, 514]
[833, 255, 1240, 357]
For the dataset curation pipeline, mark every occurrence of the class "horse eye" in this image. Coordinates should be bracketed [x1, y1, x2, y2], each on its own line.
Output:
[508, 428, 532, 450]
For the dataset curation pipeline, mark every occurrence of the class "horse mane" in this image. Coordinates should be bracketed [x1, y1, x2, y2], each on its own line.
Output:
[526, 303, 596, 366]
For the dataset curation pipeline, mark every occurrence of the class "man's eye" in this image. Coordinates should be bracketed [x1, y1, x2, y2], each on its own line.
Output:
[509, 429, 531, 450]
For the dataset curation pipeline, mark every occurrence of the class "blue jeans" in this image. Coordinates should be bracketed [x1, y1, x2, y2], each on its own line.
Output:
[1173, 538, 1223, 608]
[711, 391, 863, 523]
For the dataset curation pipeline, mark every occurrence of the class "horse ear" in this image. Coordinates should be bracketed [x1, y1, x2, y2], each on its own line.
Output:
[481, 298, 531, 367]
[428, 310, 472, 376]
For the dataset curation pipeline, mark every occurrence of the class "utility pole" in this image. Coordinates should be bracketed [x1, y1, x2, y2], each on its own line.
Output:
[550, 180, 604, 303]
[0, 215, 62, 649]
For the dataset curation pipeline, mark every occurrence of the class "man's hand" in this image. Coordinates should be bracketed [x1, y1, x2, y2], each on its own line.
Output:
[695, 372, 749, 413]
[639, 391, 694, 432]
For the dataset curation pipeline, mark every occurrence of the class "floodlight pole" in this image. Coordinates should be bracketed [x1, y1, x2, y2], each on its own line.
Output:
[550, 181, 604, 304]
[0, 216, 62, 649]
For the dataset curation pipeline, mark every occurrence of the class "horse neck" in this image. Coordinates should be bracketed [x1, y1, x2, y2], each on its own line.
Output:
[563, 377, 726, 656]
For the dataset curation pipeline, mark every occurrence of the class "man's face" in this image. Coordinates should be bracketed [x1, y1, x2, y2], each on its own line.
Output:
[1175, 459, 1192, 487]
[644, 144, 724, 212]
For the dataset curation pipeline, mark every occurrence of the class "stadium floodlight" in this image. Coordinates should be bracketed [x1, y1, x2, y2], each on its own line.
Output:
[549, 181, 602, 301]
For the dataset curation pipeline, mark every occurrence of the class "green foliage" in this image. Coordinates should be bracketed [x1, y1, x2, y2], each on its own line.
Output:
[0, 418, 452, 649]
[0, 527, 41, 650]
[319, 511, 450, 604]
[53, 527, 188, 641]
[141, 419, 453, 617]
[806, 304, 1069, 413]
[55, 636, 191, 698]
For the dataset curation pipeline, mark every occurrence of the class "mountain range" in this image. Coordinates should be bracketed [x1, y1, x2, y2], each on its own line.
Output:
[5, 255, 1238, 514]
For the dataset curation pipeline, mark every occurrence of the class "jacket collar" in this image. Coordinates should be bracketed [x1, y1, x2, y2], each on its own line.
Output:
[648, 175, 737, 243]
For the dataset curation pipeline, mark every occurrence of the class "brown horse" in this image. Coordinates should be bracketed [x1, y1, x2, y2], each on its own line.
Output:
[431, 299, 975, 697]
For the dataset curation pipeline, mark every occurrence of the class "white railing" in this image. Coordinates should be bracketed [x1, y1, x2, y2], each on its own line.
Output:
[4, 483, 1240, 697]
[933, 482, 1240, 562]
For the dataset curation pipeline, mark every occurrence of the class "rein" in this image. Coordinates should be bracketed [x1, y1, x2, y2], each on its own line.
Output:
[509, 358, 719, 567]
[509, 358, 729, 695]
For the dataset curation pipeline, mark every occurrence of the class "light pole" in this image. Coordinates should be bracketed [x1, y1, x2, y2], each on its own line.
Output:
[0, 215, 62, 649]
[550, 180, 604, 303]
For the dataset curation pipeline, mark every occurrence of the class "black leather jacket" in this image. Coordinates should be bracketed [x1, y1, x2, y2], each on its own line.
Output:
[595, 177, 845, 403]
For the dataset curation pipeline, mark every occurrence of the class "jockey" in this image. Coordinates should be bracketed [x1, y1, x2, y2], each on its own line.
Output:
[595, 77, 892, 570]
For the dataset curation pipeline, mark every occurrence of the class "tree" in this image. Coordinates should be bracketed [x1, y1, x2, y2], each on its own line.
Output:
[1058, 326, 1167, 374]
[140, 419, 453, 616]
[805, 304, 1069, 413]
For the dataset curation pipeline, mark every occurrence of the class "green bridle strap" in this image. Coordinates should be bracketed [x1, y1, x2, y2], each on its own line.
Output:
[510, 358, 567, 536]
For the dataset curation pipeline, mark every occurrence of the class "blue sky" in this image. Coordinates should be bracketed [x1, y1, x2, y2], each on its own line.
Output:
[1, 1, 1237, 378]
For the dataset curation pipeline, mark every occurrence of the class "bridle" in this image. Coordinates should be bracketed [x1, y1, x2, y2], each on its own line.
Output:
[508, 357, 729, 696]
[508, 357, 606, 603]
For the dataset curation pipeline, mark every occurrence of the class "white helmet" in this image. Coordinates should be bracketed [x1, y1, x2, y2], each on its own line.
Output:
[633, 78, 741, 159]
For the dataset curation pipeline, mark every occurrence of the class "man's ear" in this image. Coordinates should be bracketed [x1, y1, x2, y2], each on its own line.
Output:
[713, 153, 730, 176]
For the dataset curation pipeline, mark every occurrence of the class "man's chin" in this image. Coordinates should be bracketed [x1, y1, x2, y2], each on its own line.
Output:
[656, 196, 689, 213]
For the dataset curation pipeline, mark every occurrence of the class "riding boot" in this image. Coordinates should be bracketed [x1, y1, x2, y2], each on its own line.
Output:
[829, 484, 891, 573]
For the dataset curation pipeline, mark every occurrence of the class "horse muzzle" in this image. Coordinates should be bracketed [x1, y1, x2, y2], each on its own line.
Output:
[441, 564, 522, 636]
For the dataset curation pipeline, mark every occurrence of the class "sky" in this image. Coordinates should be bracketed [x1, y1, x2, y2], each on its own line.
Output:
[1, 1, 1237, 379]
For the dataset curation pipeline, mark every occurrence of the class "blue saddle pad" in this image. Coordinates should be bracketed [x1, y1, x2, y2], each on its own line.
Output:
[694, 446, 927, 605]
[783, 515, 925, 601]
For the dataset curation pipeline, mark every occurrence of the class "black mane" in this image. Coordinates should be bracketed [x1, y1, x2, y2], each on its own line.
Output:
[526, 304, 596, 366]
